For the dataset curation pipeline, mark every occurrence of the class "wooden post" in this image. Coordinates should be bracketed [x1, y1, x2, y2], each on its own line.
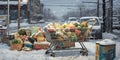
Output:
[7, 0, 10, 35]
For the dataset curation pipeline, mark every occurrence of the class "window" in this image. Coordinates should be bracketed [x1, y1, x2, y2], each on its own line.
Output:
[80, 18, 99, 26]
[0, 0, 21, 1]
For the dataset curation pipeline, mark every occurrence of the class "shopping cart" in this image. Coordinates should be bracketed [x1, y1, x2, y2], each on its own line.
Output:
[44, 27, 91, 57]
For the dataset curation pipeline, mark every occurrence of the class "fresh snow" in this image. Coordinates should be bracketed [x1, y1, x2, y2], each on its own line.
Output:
[0, 42, 95, 60]
[96, 39, 115, 45]
[0, 41, 120, 60]
[113, 29, 120, 34]
[0, 27, 120, 60]
[103, 32, 118, 39]
[0, 1, 27, 5]
[9, 23, 30, 28]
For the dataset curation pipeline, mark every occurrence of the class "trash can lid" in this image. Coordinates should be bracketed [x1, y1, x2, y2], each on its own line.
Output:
[96, 39, 115, 45]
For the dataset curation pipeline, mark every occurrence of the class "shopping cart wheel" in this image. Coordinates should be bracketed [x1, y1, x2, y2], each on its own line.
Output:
[80, 51, 83, 53]
[45, 50, 50, 54]
[85, 52, 88, 56]
[82, 52, 88, 56]
[82, 52, 85, 56]
[50, 53, 55, 57]
[80, 49, 85, 53]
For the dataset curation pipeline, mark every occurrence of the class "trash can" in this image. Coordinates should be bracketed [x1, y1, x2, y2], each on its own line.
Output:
[96, 39, 116, 60]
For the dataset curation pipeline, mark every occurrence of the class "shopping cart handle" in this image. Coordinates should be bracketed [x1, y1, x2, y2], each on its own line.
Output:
[44, 28, 52, 42]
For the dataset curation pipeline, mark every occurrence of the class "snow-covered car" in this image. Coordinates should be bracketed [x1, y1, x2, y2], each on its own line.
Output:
[11, 20, 17, 23]
[0, 15, 7, 26]
[79, 17, 102, 39]
[112, 17, 120, 29]
[68, 17, 78, 23]
[38, 19, 45, 23]
[0, 20, 6, 26]
[30, 20, 37, 24]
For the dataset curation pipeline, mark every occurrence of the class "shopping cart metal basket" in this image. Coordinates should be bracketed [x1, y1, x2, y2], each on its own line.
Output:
[44, 27, 91, 57]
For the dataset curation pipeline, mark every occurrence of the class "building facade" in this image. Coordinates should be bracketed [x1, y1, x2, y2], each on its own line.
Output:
[0, 0, 44, 23]
[0, 0, 28, 21]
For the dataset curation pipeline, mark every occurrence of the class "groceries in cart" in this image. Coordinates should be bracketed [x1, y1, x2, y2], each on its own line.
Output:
[45, 22, 92, 42]
[44, 22, 92, 56]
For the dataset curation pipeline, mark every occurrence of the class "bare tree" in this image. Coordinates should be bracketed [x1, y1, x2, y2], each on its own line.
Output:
[43, 8, 57, 20]
[62, 11, 79, 20]
[62, 4, 97, 20]
[77, 4, 85, 17]
[28, 0, 44, 22]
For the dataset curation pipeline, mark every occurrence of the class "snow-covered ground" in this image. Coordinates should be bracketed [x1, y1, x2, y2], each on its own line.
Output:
[103, 32, 118, 40]
[1, 22, 120, 60]
[0, 32, 120, 60]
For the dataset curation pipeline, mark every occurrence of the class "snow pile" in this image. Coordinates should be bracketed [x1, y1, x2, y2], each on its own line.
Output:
[49, 56, 95, 60]
[113, 29, 120, 35]
[0, 1, 27, 5]
[0, 43, 10, 49]
[96, 39, 115, 45]
[113, 29, 120, 34]
[9, 23, 30, 28]
[103, 32, 118, 39]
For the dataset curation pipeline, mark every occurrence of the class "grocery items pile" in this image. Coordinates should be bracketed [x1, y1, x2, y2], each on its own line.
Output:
[10, 27, 49, 51]
[44, 22, 92, 56]
[45, 22, 92, 42]
[44, 22, 92, 49]
[9, 21, 92, 51]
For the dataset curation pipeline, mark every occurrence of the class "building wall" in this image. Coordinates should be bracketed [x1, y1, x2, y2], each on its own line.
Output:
[0, 5, 27, 20]
[0, 0, 44, 23]
[0, 0, 28, 23]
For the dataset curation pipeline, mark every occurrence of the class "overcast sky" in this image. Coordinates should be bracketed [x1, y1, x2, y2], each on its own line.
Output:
[40, 0, 97, 18]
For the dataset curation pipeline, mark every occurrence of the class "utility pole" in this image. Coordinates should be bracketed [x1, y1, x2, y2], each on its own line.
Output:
[97, 0, 99, 17]
[108, 0, 113, 33]
[18, 0, 20, 30]
[102, 0, 106, 32]
[28, 0, 31, 23]
[79, 6, 82, 17]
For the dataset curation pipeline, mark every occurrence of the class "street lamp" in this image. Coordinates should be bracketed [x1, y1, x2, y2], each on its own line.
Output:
[97, 0, 99, 17]
[18, 0, 20, 30]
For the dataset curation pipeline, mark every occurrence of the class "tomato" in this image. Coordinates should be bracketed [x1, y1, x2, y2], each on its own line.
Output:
[75, 30, 81, 36]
